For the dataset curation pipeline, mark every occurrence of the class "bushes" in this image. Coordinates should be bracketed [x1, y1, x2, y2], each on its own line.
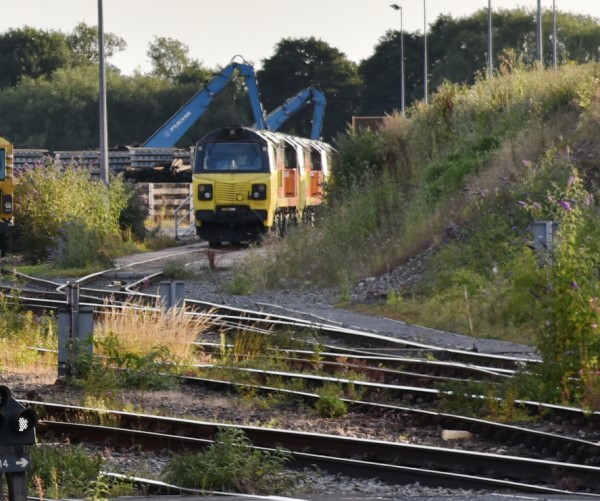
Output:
[14, 162, 130, 265]
[162, 428, 295, 494]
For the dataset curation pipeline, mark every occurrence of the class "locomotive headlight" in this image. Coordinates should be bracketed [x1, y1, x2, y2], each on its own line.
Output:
[198, 184, 213, 201]
[251, 184, 267, 200]
[2, 195, 12, 213]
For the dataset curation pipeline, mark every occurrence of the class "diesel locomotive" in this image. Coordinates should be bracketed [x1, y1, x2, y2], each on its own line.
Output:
[192, 126, 334, 247]
[0, 136, 13, 256]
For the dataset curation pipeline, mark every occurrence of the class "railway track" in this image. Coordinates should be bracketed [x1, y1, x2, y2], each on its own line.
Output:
[23, 400, 600, 496]
[6, 245, 599, 497]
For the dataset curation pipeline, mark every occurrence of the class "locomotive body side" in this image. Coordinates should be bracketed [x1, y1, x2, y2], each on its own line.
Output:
[0, 137, 14, 256]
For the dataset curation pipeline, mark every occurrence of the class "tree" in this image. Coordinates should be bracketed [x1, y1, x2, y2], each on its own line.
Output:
[147, 36, 194, 80]
[359, 30, 425, 116]
[0, 27, 72, 88]
[360, 8, 600, 116]
[257, 37, 362, 140]
[66, 22, 127, 66]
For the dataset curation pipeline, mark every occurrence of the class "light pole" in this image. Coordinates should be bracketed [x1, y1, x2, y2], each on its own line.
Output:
[390, 4, 405, 115]
[423, 0, 428, 104]
[487, 0, 493, 78]
[552, 0, 557, 70]
[536, 0, 543, 65]
[98, 0, 109, 185]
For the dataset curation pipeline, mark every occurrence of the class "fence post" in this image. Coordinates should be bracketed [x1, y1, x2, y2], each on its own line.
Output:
[148, 183, 155, 219]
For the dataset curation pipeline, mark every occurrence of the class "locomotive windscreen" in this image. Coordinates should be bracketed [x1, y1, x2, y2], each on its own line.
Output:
[194, 142, 266, 173]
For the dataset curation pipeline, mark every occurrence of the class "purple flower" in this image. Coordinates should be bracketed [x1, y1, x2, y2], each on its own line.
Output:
[533, 202, 542, 210]
[559, 200, 572, 211]
[570, 281, 579, 289]
[517, 200, 527, 207]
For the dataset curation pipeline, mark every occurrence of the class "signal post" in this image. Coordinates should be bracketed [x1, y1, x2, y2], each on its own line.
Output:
[0, 386, 37, 501]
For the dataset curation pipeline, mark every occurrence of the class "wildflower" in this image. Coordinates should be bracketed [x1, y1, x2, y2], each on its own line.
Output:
[592, 324, 598, 330]
[559, 200, 572, 211]
[566, 175, 575, 190]
[533, 202, 542, 210]
[517, 200, 527, 207]
[570, 281, 579, 289]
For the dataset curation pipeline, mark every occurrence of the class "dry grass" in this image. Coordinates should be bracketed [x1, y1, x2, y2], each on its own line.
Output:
[95, 300, 219, 362]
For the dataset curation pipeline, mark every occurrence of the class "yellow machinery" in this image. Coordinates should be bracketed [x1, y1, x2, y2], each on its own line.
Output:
[0, 136, 14, 256]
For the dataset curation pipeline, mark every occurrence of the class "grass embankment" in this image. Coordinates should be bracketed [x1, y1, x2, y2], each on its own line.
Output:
[232, 62, 600, 407]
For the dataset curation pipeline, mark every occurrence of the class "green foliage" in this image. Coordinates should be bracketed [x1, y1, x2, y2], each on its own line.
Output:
[69, 333, 181, 393]
[14, 163, 129, 264]
[29, 444, 135, 499]
[517, 166, 600, 407]
[162, 428, 296, 494]
[257, 36, 362, 141]
[118, 183, 149, 241]
[315, 395, 348, 418]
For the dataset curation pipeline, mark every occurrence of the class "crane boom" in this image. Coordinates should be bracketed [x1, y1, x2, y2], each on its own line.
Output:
[142, 61, 267, 148]
[263, 87, 326, 140]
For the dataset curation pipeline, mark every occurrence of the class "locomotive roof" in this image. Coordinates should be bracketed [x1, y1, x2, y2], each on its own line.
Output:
[197, 126, 334, 153]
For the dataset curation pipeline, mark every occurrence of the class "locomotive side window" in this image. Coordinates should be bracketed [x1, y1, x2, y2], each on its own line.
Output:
[310, 148, 322, 171]
[194, 142, 266, 173]
[284, 144, 297, 169]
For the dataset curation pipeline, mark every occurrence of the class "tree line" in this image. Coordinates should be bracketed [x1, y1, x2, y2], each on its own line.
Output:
[1, 7, 599, 149]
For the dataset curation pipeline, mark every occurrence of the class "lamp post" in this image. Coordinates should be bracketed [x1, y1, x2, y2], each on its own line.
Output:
[536, 0, 543, 65]
[390, 4, 405, 115]
[552, 0, 557, 70]
[487, 0, 493, 78]
[423, 0, 428, 104]
[98, 0, 108, 185]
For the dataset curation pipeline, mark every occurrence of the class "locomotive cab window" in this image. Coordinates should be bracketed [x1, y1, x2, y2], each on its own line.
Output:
[0, 149, 5, 180]
[194, 142, 267, 173]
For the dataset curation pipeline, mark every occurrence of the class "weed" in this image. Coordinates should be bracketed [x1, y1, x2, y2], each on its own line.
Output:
[29, 443, 136, 499]
[162, 427, 297, 494]
[315, 395, 348, 418]
[315, 383, 348, 418]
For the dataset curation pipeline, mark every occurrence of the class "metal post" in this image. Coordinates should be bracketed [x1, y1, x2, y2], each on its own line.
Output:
[552, 0, 557, 70]
[487, 0, 493, 78]
[423, 0, 428, 104]
[390, 4, 405, 115]
[98, 0, 109, 185]
[58, 284, 93, 378]
[536, 0, 543, 66]
[159, 281, 185, 310]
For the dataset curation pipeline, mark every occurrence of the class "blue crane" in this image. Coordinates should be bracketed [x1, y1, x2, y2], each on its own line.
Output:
[263, 87, 326, 140]
[142, 58, 267, 148]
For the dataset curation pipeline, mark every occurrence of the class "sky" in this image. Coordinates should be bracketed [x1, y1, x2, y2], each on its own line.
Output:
[1, 1, 599, 75]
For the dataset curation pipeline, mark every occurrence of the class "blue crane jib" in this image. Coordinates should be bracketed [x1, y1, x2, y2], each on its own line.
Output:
[142, 62, 267, 148]
[263, 87, 326, 140]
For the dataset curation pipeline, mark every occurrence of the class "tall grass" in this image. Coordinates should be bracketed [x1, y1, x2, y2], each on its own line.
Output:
[234, 63, 600, 291]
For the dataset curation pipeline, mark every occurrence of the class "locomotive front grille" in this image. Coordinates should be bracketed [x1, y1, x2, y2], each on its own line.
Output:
[215, 182, 249, 204]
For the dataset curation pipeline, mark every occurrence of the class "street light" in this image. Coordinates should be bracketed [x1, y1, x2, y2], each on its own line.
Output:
[552, 0, 557, 70]
[390, 4, 405, 115]
[423, 0, 428, 104]
[487, 0, 493, 78]
[98, 0, 108, 185]
[536, 0, 543, 65]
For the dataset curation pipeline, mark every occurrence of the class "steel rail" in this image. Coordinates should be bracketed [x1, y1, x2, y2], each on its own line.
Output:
[27, 402, 600, 494]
